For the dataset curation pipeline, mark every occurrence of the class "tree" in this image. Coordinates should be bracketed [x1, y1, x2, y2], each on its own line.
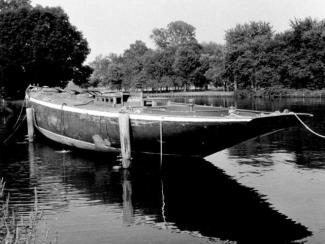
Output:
[172, 44, 203, 89]
[89, 54, 119, 86]
[89, 42, 150, 89]
[201, 42, 226, 89]
[151, 21, 197, 49]
[0, 0, 31, 11]
[0, 5, 90, 96]
[106, 63, 124, 89]
[142, 48, 176, 90]
[73, 65, 93, 87]
[124, 40, 148, 59]
[192, 56, 210, 89]
[274, 18, 325, 89]
[224, 21, 274, 90]
[122, 40, 150, 89]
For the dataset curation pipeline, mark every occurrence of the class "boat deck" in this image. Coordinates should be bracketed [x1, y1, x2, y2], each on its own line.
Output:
[28, 88, 269, 119]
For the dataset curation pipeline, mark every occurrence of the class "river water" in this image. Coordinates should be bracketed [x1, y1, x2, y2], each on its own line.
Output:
[1, 96, 325, 244]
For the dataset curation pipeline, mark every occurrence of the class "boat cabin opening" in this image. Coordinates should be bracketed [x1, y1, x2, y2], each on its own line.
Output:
[94, 92, 170, 108]
[95, 92, 130, 107]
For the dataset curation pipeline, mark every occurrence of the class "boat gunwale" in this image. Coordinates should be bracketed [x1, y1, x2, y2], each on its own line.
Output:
[27, 95, 311, 123]
[28, 96, 255, 123]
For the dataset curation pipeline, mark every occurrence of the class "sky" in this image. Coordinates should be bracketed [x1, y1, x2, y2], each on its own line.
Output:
[32, 0, 325, 63]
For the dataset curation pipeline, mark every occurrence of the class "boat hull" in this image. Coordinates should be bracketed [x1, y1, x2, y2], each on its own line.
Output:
[28, 98, 307, 156]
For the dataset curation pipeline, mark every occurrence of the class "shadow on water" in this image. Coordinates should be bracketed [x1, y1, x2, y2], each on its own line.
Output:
[0, 137, 311, 243]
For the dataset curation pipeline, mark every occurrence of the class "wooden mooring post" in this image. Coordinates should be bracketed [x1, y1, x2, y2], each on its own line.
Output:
[160, 119, 163, 165]
[119, 113, 131, 168]
[26, 107, 34, 142]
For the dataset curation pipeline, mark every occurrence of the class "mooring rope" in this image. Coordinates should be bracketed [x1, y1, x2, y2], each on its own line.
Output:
[293, 113, 325, 139]
[1, 98, 27, 144]
[0, 85, 34, 144]
[11, 99, 26, 129]
[2, 114, 27, 144]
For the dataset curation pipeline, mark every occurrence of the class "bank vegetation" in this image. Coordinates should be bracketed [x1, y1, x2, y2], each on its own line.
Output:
[0, 178, 51, 244]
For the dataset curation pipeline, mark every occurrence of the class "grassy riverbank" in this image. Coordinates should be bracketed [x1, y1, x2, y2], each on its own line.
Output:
[235, 87, 325, 98]
[146, 90, 234, 97]
[148, 88, 325, 98]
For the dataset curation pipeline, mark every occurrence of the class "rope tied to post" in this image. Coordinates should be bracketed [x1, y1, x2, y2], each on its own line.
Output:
[1, 98, 27, 144]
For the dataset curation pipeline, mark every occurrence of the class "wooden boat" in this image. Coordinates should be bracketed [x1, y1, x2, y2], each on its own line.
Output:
[25, 86, 312, 156]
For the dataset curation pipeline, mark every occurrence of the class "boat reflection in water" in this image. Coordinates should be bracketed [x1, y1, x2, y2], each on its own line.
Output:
[207, 125, 325, 244]
[0, 138, 311, 244]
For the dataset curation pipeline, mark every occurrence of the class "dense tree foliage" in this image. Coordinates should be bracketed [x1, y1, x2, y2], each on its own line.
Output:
[151, 21, 197, 49]
[0, 3, 90, 96]
[201, 42, 225, 89]
[224, 21, 274, 90]
[90, 21, 210, 91]
[223, 18, 325, 91]
[273, 18, 325, 89]
[0, 0, 31, 11]
[173, 44, 204, 89]
[90, 18, 325, 92]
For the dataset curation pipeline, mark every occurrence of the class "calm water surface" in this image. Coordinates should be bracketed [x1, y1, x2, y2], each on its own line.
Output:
[1, 96, 325, 243]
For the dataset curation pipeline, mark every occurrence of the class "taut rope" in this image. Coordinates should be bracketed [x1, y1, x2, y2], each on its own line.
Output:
[1, 98, 27, 144]
[294, 113, 325, 139]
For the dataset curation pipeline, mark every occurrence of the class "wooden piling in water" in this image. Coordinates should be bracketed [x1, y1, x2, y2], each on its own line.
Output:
[160, 119, 163, 165]
[26, 108, 34, 142]
[119, 113, 131, 168]
[122, 170, 133, 224]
